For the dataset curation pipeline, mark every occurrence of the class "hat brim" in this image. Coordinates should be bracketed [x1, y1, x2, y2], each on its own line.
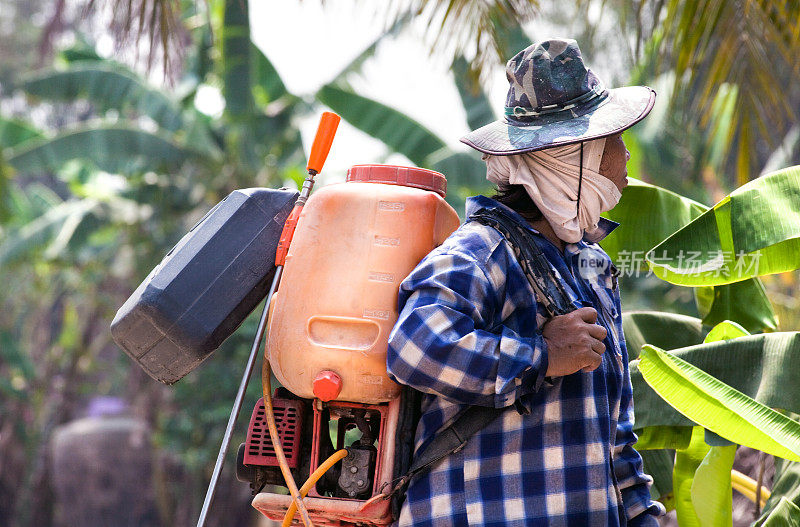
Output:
[460, 86, 656, 155]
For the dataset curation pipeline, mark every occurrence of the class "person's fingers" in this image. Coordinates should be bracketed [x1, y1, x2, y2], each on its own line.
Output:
[581, 353, 603, 372]
[587, 323, 608, 341]
[576, 307, 598, 324]
[589, 338, 606, 355]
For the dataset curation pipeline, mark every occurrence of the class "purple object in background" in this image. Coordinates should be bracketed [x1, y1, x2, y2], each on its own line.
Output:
[86, 396, 127, 418]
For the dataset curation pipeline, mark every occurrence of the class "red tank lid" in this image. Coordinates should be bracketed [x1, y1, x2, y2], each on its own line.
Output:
[346, 164, 447, 198]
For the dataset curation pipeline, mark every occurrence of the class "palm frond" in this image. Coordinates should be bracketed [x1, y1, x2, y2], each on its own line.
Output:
[385, 0, 540, 76]
[85, 0, 190, 79]
[654, 0, 800, 185]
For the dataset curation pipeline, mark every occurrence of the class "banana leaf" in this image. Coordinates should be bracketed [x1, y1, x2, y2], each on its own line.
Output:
[703, 320, 749, 342]
[601, 178, 707, 264]
[636, 342, 800, 461]
[0, 117, 44, 149]
[691, 444, 736, 527]
[622, 311, 705, 359]
[674, 427, 709, 527]
[631, 333, 800, 430]
[21, 64, 184, 132]
[7, 125, 197, 175]
[58, 37, 104, 63]
[492, 17, 532, 59]
[647, 166, 800, 286]
[636, 425, 693, 451]
[316, 84, 446, 166]
[756, 454, 800, 525]
[220, 0, 252, 117]
[640, 449, 675, 505]
[682, 322, 744, 527]
[0, 199, 98, 266]
[251, 44, 288, 105]
[760, 497, 800, 526]
[604, 181, 776, 332]
[452, 56, 495, 131]
[694, 278, 778, 332]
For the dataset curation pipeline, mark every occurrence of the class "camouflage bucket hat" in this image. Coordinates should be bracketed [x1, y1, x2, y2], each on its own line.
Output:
[461, 38, 656, 155]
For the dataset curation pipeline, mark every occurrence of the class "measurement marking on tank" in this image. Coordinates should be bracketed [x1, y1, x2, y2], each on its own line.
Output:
[368, 272, 395, 283]
[378, 201, 405, 211]
[363, 308, 390, 320]
[374, 235, 400, 247]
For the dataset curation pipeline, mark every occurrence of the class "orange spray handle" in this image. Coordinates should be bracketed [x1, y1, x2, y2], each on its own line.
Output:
[275, 112, 341, 266]
[306, 112, 341, 174]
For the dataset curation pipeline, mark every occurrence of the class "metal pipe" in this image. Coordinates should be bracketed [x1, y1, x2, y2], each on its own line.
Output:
[195, 268, 282, 527]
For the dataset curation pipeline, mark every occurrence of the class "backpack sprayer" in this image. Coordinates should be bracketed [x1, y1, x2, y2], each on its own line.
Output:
[240, 134, 461, 524]
[111, 111, 463, 526]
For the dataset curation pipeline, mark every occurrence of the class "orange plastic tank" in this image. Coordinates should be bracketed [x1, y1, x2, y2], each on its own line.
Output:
[267, 165, 461, 404]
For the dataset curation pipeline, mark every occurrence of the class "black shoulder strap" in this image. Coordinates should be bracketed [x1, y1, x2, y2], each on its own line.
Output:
[469, 209, 574, 317]
[388, 207, 576, 513]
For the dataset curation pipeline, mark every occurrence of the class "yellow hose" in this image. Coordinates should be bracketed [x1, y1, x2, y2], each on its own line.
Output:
[282, 449, 349, 527]
[262, 359, 314, 527]
[731, 469, 770, 509]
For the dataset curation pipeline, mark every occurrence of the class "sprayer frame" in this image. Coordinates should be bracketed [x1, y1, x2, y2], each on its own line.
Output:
[251, 396, 400, 525]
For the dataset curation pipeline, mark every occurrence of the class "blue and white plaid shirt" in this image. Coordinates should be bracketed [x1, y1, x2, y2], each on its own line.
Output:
[387, 196, 665, 526]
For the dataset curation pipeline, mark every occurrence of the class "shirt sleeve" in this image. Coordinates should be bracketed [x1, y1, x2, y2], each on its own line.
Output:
[387, 250, 548, 408]
[614, 352, 667, 525]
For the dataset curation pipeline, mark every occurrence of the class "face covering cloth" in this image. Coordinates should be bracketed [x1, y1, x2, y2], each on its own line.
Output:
[484, 138, 621, 244]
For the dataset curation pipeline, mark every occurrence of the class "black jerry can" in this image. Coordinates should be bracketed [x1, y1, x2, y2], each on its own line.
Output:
[111, 187, 298, 384]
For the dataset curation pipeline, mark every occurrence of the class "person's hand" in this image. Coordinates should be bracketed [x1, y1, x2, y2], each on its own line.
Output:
[541, 307, 607, 377]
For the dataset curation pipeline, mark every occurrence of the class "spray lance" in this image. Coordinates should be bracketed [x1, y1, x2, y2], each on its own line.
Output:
[196, 112, 341, 527]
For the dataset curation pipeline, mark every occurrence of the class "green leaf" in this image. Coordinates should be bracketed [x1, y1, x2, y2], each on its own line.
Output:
[0, 117, 44, 149]
[221, 0, 253, 117]
[491, 17, 532, 59]
[631, 333, 800, 430]
[695, 278, 778, 333]
[761, 497, 800, 526]
[636, 425, 693, 451]
[0, 199, 98, 265]
[58, 36, 104, 63]
[637, 343, 800, 461]
[426, 148, 491, 216]
[757, 450, 800, 526]
[451, 56, 495, 130]
[703, 320, 749, 343]
[7, 124, 197, 175]
[622, 310, 705, 360]
[647, 167, 800, 286]
[674, 427, 709, 527]
[251, 44, 288, 105]
[427, 148, 488, 188]
[690, 444, 736, 527]
[602, 179, 776, 331]
[601, 178, 707, 265]
[21, 64, 184, 131]
[640, 449, 675, 506]
[316, 84, 446, 166]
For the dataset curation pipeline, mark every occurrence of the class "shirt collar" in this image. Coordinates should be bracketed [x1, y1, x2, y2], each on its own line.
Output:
[465, 195, 620, 243]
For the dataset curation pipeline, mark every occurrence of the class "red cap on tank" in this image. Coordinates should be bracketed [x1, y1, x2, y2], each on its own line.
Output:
[313, 370, 342, 402]
[346, 164, 447, 197]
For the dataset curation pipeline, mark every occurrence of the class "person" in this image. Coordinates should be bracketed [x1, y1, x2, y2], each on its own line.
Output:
[387, 38, 666, 526]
